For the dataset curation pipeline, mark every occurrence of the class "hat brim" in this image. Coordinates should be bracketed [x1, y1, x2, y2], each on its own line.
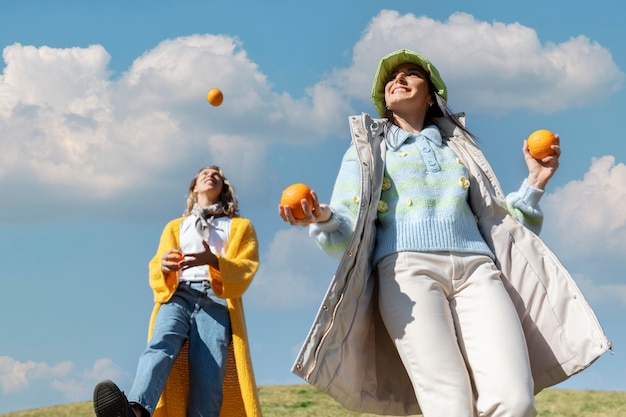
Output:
[371, 49, 447, 117]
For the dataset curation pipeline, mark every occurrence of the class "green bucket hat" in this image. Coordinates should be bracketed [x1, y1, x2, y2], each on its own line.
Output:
[371, 49, 447, 117]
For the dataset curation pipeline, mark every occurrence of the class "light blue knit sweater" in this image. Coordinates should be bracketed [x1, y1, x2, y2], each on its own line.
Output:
[311, 124, 545, 263]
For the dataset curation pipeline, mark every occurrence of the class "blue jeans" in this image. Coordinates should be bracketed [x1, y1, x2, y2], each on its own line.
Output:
[128, 282, 231, 417]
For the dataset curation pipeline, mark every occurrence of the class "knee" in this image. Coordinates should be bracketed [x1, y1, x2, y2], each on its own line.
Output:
[509, 397, 536, 417]
[484, 394, 536, 417]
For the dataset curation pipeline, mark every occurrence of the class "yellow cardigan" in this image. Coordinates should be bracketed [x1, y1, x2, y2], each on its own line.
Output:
[146, 216, 262, 417]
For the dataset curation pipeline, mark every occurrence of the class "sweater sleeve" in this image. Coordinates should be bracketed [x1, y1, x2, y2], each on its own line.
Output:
[505, 179, 545, 235]
[210, 217, 260, 299]
[309, 145, 361, 260]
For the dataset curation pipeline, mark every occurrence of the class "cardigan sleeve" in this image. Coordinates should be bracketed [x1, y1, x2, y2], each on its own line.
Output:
[209, 217, 260, 299]
[149, 218, 183, 304]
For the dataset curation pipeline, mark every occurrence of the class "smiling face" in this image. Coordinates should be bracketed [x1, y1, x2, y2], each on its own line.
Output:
[193, 167, 224, 205]
[384, 63, 433, 118]
[184, 165, 239, 216]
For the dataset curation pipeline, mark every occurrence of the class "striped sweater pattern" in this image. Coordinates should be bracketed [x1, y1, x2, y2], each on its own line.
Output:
[311, 124, 545, 264]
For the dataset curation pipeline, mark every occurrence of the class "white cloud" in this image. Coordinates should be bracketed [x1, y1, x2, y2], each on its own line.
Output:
[84, 357, 128, 383]
[0, 356, 72, 393]
[1, 43, 112, 113]
[1, 12, 623, 222]
[0, 356, 127, 403]
[0, 34, 344, 221]
[205, 133, 267, 194]
[52, 358, 128, 402]
[542, 156, 626, 256]
[336, 10, 624, 113]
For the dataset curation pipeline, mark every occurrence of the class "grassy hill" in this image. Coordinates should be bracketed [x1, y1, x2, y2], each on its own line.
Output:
[1, 385, 624, 417]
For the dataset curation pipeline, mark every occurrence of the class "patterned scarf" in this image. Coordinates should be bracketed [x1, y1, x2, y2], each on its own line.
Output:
[191, 202, 227, 239]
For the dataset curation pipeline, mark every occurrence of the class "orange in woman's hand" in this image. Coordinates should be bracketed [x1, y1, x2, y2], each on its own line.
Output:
[527, 129, 557, 160]
[280, 183, 314, 219]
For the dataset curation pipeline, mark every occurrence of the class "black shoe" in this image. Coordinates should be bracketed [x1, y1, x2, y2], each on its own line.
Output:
[93, 380, 135, 417]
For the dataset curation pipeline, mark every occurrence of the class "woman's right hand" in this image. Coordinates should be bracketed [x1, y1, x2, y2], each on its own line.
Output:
[278, 189, 332, 226]
[161, 249, 184, 273]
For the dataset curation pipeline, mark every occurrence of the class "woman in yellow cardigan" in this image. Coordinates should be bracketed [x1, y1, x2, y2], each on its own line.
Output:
[93, 165, 262, 417]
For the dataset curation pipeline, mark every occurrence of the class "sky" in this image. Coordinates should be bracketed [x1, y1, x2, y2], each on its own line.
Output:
[1, 0, 625, 413]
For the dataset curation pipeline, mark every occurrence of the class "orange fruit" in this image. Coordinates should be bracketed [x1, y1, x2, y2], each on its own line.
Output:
[527, 129, 557, 159]
[169, 252, 184, 264]
[207, 88, 223, 106]
[280, 183, 314, 219]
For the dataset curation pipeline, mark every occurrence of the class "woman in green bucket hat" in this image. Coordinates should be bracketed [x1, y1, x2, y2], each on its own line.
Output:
[279, 49, 609, 417]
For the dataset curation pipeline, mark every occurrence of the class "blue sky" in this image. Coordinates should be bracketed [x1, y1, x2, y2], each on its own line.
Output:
[1, 0, 625, 413]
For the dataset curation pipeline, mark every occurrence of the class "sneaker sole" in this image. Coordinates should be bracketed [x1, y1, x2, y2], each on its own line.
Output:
[93, 380, 129, 417]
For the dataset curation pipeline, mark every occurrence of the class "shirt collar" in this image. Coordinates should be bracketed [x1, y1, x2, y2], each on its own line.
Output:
[386, 124, 442, 150]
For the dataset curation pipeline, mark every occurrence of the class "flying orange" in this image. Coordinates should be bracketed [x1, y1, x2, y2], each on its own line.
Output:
[207, 88, 223, 106]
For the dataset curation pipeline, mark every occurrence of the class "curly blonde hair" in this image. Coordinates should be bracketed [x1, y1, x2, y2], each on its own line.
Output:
[183, 165, 239, 217]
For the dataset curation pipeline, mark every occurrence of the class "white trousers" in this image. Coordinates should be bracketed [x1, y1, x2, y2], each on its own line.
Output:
[377, 251, 537, 417]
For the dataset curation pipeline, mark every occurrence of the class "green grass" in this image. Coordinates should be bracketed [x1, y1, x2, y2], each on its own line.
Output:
[1, 385, 624, 417]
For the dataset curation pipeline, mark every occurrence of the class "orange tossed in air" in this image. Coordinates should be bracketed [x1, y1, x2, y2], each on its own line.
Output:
[527, 129, 557, 159]
[206, 88, 223, 106]
[281, 183, 314, 219]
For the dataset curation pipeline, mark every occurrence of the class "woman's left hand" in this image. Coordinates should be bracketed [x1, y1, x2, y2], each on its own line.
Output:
[179, 240, 219, 270]
[524, 135, 560, 189]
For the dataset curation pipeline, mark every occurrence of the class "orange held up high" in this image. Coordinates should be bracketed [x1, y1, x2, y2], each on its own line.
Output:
[280, 183, 314, 220]
[527, 129, 557, 160]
